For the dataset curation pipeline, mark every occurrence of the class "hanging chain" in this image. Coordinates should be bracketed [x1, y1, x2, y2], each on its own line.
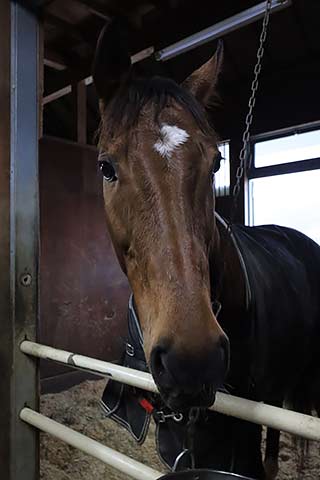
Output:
[231, 0, 273, 222]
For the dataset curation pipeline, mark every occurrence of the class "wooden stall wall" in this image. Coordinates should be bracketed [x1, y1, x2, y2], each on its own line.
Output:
[39, 136, 130, 391]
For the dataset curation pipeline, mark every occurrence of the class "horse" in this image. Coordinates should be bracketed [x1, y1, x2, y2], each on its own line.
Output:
[92, 19, 320, 479]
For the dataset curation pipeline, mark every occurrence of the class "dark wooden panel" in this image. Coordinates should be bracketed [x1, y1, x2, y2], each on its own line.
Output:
[39, 136, 130, 379]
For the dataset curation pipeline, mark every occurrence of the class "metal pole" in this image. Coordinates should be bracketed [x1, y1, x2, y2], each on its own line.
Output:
[0, 2, 40, 479]
[21, 340, 156, 391]
[21, 341, 320, 442]
[156, 0, 291, 61]
[20, 408, 163, 480]
[0, 2, 13, 476]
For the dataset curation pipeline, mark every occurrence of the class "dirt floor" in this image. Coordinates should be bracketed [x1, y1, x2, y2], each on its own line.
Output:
[40, 379, 320, 480]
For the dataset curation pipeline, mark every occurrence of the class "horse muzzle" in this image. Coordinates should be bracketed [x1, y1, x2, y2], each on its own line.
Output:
[158, 383, 217, 411]
[150, 335, 230, 410]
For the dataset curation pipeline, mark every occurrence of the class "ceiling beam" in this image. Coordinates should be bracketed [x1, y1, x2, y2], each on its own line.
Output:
[44, 48, 68, 70]
[72, 0, 112, 20]
[32, 0, 53, 5]
[44, 13, 87, 43]
[43, 46, 154, 104]
[72, 0, 152, 26]
[43, 42, 96, 83]
[44, 58, 66, 71]
[17, 0, 55, 10]
[43, 0, 292, 104]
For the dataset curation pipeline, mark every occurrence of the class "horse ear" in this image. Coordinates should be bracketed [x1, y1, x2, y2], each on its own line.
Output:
[181, 40, 223, 106]
[92, 18, 132, 103]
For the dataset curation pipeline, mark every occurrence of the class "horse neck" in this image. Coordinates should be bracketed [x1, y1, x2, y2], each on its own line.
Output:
[209, 215, 246, 313]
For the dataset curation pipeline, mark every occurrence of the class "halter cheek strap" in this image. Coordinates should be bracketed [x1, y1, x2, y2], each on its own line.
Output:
[125, 295, 147, 371]
[100, 295, 151, 444]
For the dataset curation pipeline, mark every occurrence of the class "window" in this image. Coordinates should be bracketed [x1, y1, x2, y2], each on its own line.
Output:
[247, 125, 320, 245]
[254, 129, 320, 167]
[248, 171, 320, 244]
[215, 141, 230, 197]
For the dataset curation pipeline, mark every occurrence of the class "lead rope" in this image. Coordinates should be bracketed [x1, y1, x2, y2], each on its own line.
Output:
[172, 408, 200, 472]
[229, 0, 273, 228]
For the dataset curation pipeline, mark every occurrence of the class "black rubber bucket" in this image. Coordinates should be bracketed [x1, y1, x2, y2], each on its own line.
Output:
[160, 470, 254, 480]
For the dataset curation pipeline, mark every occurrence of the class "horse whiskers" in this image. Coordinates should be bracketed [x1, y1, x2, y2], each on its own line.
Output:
[217, 383, 234, 394]
[199, 384, 216, 406]
[225, 382, 235, 390]
[201, 384, 211, 395]
[217, 386, 229, 394]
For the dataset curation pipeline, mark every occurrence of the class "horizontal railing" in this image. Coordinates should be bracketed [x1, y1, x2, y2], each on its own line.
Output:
[21, 341, 320, 441]
[20, 408, 163, 480]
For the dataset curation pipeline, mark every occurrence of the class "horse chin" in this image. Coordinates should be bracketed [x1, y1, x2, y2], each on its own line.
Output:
[160, 384, 216, 412]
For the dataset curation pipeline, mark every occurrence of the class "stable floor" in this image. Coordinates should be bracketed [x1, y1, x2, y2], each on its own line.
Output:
[40, 379, 320, 479]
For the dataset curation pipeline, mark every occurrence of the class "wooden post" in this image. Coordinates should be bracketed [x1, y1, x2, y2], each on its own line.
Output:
[72, 79, 87, 144]
[0, 1, 39, 478]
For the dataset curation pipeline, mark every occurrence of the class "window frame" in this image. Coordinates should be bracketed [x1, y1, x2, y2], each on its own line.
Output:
[215, 139, 231, 197]
[245, 120, 320, 225]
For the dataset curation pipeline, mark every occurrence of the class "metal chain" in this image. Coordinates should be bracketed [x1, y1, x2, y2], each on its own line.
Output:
[231, 0, 273, 222]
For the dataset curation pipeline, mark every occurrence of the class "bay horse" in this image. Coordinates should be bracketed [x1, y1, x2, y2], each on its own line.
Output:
[93, 20, 320, 479]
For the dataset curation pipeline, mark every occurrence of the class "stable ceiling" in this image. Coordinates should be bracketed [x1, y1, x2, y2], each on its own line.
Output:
[23, 0, 320, 142]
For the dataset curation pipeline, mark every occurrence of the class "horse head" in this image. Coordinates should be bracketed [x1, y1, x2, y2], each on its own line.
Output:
[93, 20, 229, 410]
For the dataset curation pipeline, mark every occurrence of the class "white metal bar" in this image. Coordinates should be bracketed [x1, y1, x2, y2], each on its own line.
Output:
[20, 408, 163, 480]
[21, 340, 156, 392]
[156, 0, 291, 61]
[21, 340, 320, 441]
[212, 393, 320, 440]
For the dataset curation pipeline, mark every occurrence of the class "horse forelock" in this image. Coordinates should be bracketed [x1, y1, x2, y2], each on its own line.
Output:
[98, 75, 213, 143]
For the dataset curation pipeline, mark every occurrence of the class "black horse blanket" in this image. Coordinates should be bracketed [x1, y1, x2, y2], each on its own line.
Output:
[233, 223, 320, 405]
[100, 222, 320, 471]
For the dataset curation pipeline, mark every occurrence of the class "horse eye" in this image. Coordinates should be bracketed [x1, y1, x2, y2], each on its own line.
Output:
[99, 160, 118, 183]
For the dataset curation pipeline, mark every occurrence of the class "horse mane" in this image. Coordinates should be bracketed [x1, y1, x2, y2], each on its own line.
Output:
[98, 75, 214, 140]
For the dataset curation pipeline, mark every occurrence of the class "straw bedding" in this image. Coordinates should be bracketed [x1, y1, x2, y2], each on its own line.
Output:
[40, 379, 320, 480]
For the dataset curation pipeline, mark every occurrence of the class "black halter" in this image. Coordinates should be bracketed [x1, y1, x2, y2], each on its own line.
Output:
[100, 294, 228, 471]
[100, 295, 151, 444]
[100, 215, 253, 471]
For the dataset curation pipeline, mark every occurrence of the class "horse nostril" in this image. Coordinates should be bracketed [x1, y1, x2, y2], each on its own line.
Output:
[150, 344, 168, 381]
[150, 335, 230, 399]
